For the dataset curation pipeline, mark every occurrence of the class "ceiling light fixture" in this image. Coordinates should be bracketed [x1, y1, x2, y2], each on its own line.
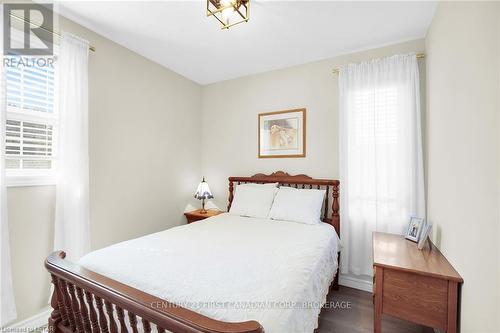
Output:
[206, 0, 250, 30]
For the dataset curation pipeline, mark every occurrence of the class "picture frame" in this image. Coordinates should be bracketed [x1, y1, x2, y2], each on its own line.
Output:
[417, 222, 433, 250]
[405, 216, 425, 242]
[258, 108, 306, 158]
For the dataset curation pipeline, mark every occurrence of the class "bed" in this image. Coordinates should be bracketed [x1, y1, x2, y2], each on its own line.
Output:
[45, 171, 340, 333]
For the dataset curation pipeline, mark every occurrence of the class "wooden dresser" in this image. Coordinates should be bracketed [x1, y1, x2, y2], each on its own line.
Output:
[372, 232, 463, 333]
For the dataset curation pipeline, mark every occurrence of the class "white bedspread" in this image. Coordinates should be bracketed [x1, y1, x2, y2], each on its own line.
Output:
[79, 213, 339, 333]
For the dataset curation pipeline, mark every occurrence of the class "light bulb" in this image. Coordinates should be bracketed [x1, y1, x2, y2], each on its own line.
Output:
[220, 0, 236, 24]
[222, 7, 235, 23]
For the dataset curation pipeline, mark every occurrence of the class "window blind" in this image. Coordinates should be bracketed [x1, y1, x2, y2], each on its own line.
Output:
[6, 64, 55, 113]
[5, 119, 53, 169]
[5, 61, 56, 171]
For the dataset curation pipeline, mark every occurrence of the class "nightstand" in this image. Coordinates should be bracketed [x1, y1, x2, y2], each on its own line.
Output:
[373, 232, 463, 333]
[184, 209, 223, 224]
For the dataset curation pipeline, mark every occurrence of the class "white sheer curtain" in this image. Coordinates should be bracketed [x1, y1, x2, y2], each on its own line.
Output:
[54, 32, 90, 262]
[0, 55, 17, 327]
[339, 54, 425, 276]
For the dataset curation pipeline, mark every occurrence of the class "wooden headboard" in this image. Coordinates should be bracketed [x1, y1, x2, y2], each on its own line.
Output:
[227, 171, 340, 237]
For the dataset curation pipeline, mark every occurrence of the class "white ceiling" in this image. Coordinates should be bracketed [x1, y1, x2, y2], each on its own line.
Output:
[55, 1, 437, 84]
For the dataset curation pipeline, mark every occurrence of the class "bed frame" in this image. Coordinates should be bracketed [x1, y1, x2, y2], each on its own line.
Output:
[45, 171, 340, 333]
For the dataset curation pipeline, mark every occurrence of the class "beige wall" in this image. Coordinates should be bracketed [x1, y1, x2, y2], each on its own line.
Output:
[7, 14, 202, 323]
[8, 186, 55, 323]
[201, 40, 425, 212]
[426, 2, 499, 332]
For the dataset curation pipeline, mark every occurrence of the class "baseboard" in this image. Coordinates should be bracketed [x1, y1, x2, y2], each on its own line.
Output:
[6, 308, 51, 331]
[339, 275, 373, 292]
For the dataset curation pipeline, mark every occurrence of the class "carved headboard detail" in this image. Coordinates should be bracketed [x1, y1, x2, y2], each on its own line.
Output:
[227, 171, 340, 237]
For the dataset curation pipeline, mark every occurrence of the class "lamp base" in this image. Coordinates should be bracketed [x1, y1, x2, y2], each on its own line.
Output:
[200, 198, 207, 214]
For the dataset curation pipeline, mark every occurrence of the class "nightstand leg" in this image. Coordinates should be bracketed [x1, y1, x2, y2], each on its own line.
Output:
[374, 266, 383, 333]
[447, 281, 458, 333]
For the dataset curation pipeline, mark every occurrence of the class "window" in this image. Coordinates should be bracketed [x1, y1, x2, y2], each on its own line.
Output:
[352, 85, 398, 146]
[347, 85, 401, 211]
[4, 57, 57, 186]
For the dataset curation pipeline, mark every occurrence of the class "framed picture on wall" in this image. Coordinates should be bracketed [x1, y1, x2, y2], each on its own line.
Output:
[258, 108, 306, 158]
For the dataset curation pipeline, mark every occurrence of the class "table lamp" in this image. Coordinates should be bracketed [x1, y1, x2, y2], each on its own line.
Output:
[194, 177, 214, 214]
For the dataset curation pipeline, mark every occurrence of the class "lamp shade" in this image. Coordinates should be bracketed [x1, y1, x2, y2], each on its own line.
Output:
[194, 177, 214, 200]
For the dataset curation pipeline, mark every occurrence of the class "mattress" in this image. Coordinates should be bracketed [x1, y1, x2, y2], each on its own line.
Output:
[79, 213, 340, 333]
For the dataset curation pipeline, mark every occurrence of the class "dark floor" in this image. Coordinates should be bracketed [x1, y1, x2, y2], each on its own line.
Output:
[315, 286, 434, 333]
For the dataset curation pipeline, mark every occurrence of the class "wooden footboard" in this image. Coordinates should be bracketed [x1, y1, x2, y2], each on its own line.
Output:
[45, 251, 264, 333]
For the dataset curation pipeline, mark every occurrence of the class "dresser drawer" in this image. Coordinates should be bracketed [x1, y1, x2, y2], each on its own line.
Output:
[382, 269, 448, 330]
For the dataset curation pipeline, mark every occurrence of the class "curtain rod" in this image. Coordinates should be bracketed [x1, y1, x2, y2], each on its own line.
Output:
[9, 13, 96, 52]
[332, 53, 425, 74]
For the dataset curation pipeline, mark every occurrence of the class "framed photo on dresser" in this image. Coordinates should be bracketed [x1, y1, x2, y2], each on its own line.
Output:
[417, 222, 433, 250]
[258, 108, 306, 158]
[405, 216, 424, 242]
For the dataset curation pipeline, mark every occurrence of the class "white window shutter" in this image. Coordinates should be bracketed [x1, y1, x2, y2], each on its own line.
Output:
[4, 60, 57, 172]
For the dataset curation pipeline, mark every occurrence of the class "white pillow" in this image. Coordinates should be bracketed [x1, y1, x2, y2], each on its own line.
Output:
[268, 187, 326, 225]
[234, 182, 278, 194]
[229, 185, 278, 218]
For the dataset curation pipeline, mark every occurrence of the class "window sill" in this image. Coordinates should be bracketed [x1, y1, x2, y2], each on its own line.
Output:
[6, 175, 56, 187]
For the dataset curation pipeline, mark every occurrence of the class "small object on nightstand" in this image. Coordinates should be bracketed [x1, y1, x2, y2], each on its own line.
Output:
[184, 209, 223, 224]
[404, 216, 425, 242]
[417, 222, 433, 250]
[194, 177, 214, 214]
